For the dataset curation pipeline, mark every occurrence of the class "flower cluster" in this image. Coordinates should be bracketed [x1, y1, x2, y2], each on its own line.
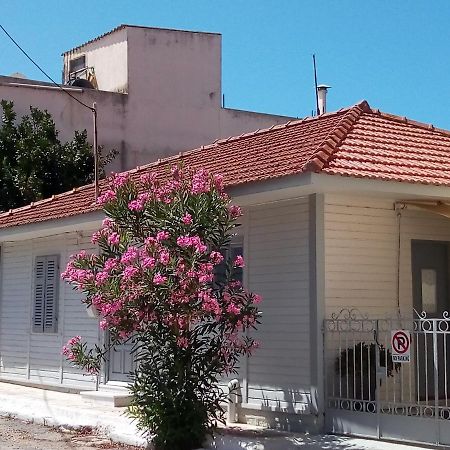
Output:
[61, 165, 261, 446]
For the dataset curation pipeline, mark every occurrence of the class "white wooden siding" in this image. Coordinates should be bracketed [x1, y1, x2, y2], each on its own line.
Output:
[324, 194, 450, 317]
[0, 231, 99, 388]
[246, 198, 311, 413]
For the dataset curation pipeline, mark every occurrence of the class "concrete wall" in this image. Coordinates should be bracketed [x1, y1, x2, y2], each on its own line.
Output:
[0, 26, 292, 173]
[0, 231, 99, 389]
[0, 79, 129, 173]
[64, 28, 128, 93]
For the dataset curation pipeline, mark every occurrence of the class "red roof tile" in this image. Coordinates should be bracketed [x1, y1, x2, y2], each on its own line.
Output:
[2, 100, 450, 230]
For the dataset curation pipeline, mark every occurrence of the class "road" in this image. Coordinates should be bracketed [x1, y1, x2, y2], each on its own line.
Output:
[0, 417, 141, 450]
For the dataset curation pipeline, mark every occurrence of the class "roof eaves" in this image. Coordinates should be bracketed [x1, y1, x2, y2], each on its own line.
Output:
[303, 100, 371, 172]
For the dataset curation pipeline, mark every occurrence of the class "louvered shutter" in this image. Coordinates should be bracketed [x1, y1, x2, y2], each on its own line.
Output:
[33, 255, 59, 333]
[44, 256, 59, 333]
[33, 256, 46, 332]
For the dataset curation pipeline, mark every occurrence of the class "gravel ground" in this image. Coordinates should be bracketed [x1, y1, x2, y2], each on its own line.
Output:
[0, 417, 143, 450]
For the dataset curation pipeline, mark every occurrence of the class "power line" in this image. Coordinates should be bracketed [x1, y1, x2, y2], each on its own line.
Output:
[0, 23, 100, 200]
[0, 23, 94, 112]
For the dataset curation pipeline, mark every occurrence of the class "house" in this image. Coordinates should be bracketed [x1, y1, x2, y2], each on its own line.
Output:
[0, 24, 291, 172]
[1, 100, 450, 445]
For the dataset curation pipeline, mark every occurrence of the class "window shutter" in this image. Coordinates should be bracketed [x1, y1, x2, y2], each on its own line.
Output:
[33, 255, 59, 333]
[33, 256, 46, 332]
[44, 256, 59, 333]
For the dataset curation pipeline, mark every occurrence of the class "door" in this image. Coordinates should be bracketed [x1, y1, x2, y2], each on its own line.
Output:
[108, 339, 135, 382]
[412, 241, 449, 400]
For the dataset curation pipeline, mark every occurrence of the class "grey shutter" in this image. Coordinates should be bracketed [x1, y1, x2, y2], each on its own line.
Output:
[33, 255, 59, 333]
[33, 257, 46, 332]
[43, 256, 59, 333]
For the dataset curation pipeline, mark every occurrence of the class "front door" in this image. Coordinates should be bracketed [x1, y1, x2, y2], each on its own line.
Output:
[108, 339, 135, 382]
[412, 240, 449, 400]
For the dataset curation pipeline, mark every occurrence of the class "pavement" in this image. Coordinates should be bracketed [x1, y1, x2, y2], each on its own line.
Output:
[0, 381, 437, 450]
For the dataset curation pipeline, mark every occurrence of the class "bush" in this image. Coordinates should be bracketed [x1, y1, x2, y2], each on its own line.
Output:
[62, 166, 261, 450]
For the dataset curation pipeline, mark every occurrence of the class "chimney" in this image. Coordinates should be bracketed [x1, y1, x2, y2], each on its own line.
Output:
[317, 84, 331, 115]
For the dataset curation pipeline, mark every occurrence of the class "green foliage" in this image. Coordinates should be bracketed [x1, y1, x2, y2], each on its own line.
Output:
[0, 100, 116, 211]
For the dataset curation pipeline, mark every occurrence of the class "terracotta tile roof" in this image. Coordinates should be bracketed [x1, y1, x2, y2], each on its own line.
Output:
[2, 100, 450, 230]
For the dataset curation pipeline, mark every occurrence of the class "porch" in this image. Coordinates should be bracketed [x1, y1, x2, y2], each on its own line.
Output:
[322, 194, 450, 446]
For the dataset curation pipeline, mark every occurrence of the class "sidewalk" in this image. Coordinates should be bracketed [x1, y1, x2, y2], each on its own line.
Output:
[0, 382, 433, 449]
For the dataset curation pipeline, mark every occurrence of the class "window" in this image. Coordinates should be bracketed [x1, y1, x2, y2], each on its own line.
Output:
[69, 55, 86, 74]
[421, 268, 437, 314]
[33, 255, 59, 333]
[214, 236, 244, 285]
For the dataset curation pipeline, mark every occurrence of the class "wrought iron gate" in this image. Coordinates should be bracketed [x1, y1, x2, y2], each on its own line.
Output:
[324, 309, 450, 446]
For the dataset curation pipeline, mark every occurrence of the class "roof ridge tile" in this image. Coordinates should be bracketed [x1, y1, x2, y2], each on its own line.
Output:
[303, 101, 369, 172]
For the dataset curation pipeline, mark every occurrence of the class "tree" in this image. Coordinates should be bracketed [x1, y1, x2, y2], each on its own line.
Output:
[61, 167, 261, 450]
[0, 100, 115, 211]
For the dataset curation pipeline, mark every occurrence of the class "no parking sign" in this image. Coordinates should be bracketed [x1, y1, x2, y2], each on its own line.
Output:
[391, 330, 411, 363]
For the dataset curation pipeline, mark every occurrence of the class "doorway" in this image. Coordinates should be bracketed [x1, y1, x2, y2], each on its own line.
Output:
[411, 240, 449, 400]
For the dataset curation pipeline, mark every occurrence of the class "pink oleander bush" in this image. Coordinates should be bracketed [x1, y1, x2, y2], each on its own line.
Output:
[61, 166, 261, 450]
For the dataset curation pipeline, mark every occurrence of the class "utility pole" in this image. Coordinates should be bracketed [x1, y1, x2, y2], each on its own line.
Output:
[92, 103, 99, 201]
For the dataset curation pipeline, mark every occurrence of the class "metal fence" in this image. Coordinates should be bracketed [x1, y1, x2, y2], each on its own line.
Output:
[324, 308, 450, 445]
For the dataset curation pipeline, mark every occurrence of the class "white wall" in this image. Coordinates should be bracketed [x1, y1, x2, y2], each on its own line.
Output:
[64, 28, 128, 93]
[324, 193, 450, 318]
[245, 198, 312, 413]
[0, 231, 99, 388]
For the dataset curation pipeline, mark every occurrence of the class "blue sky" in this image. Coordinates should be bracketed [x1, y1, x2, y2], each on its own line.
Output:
[1, 1, 450, 127]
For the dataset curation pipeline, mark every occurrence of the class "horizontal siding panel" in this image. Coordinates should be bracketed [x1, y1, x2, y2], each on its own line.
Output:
[324, 194, 450, 320]
[0, 231, 101, 387]
[246, 198, 311, 410]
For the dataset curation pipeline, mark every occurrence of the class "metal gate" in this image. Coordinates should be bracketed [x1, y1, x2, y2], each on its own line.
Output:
[324, 309, 450, 446]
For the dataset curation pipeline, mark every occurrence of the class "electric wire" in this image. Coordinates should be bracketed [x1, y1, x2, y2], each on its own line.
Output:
[0, 23, 94, 111]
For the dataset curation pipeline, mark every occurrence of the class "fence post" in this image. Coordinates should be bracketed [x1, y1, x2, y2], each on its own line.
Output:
[433, 319, 440, 445]
[375, 320, 381, 440]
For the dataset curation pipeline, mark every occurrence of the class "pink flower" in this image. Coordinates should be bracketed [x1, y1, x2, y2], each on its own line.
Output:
[227, 303, 241, 315]
[182, 213, 192, 225]
[123, 266, 139, 279]
[229, 205, 242, 219]
[102, 218, 114, 228]
[121, 247, 139, 264]
[140, 172, 157, 185]
[68, 336, 81, 346]
[128, 200, 144, 212]
[156, 231, 170, 242]
[108, 232, 120, 246]
[213, 174, 224, 191]
[104, 258, 119, 272]
[97, 190, 116, 205]
[176, 235, 207, 253]
[171, 166, 181, 181]
[111, 172, 129, 189]
[95, 271, 109, 285]
[159, 250, 170, 266]
[99, 320, 108, 330]
[191, 169, 210, 194]
[177, 336, 189, 348]
[234, 255, 245, 268]
[142, 257, 156, 269]
[253, 294, 262, 304]
[210, 251, 224, 265]
[91, 230, 103, 244]
[153, 273, 167, 285]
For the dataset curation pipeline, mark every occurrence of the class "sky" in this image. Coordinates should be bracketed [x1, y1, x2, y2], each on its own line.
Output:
[1, 1, 450, 127]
